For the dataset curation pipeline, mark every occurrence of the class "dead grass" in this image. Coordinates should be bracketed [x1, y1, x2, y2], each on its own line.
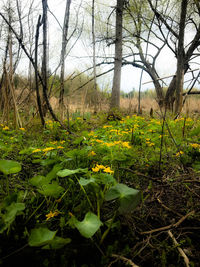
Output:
[14, 87, 200, 117]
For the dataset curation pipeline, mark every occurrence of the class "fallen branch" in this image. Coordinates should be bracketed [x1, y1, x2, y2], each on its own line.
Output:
[168, 230, 190, 267]
[141, 210, 195, 234]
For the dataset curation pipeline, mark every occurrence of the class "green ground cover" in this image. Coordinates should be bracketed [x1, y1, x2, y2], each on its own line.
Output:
[0, 113, 200, 266]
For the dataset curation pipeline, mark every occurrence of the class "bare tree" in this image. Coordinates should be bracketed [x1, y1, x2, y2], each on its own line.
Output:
[175, 0, 188, 113]
[110, 0, 124, 110]
[92, 0, 98, 113]
[59, 0, 72, 118]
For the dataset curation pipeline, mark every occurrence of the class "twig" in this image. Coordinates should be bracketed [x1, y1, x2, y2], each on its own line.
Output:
[141, 210, 194, 234]
[168, 230, 190, 267]
[156, 197, 182, 217]
[111, 254, 139, 267]
[119, 167, 162, 183]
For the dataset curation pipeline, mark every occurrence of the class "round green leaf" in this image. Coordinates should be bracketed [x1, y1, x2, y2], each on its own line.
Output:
[105, 183, 141, 213]
[57, 168, 88, 177]
[0, 160, 22, 175]
[38, 182, 64, 198]
[73, 212, 102, 238]
[29, 227, 57, 247]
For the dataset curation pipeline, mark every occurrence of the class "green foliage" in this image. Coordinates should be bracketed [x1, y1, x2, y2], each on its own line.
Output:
[0, 114, 199, 265]
[70, 212, 102, 238]
[0, 160, 21, 175]
[105, 183, 141, 214]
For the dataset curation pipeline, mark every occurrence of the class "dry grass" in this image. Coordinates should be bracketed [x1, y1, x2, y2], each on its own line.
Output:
[14, 88, 200, 117]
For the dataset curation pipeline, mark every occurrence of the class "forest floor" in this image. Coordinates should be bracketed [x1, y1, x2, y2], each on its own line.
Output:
[0, 111, 200, 267]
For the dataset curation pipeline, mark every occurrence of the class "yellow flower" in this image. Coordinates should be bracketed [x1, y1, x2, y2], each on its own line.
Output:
[122, 142, 131, 149]
[103, 125, 112, 128]
[89, 151, 96, 156]
[57, 146, 64, 149]
[96, 139, 103, 143]
[113, 141, 121, 145]
[148, 142, 155, 147]
[19, 127, 25, 131]
[3, 126, 9, 130]
[88, 131, 94, 136]
[103, 167, 114, 174]
[104, 142, 114, 147]
[190, 143, 200, 149]
[42, 147, 55, 152]
[50, 141, 58, 145]
[32, 148, 42, 153]
[92, 164, 105, 172]
[46, 210, 59, 221]
[96, 164, 105, 169]
[176, 151, 184, 157]
[92, 166, 100, 172]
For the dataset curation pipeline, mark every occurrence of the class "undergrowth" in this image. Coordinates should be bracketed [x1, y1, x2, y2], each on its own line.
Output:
[0, 112, 200, 267]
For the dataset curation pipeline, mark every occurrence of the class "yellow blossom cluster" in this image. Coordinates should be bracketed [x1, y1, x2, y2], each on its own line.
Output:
[32, 145, 64, 154]
[3, 126, 9, 131]
[92, 164, 114, 174]
[92, 139, 131, 149]
[176, 151, 184, 157]
[46, 210, 59, 221]
[88, 151, 96, 156]
[190, 143, 200, 149]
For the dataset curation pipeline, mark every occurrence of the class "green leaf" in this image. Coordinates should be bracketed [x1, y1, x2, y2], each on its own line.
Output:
[94, 173, 116, 185]
[0, 160, 21, 175]
[105, 183, 141, 214]
[29, 175, 49, 187]
[46, 164, 63, 180]
[40, 159, 58, 166]
[57, 168, 88, 177]
[79, 177, 96, 186]
[4, 202, 25, 223]
[0, 202, 25, 234]
[42, 236, 71, 249]
[19, 147, 35, 155]
[38, 182, 64, 198]
[72, 212, 102, 238]
[28, 227, 57, 247]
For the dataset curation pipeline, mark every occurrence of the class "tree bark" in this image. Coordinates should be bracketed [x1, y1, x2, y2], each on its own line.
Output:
[59, 0, 71, 115]
[110, 0, 124, 110]
[174, 0, 188, 114]
[92, 0, 98, 113]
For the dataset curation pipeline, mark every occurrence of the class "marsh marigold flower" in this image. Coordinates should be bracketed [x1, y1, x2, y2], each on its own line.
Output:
[46, 210, 59, 221]
[103, 167, 114, 174]
[43, 147, 55, 152]
[176, 151, 184, 157]
[89, 151, 96, 156]
[3, 126, 9, 130]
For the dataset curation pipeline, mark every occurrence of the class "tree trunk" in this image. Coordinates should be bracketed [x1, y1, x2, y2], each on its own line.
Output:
[174, 0, 188, 114]
[35, 15, 45, 126]
[42, 0, 48, 116]
[59, 0, 71, 118]
[92, 0, 98, 113]
[110, 0, 124, 110]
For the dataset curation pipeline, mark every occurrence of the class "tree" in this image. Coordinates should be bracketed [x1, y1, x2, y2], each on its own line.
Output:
[110, 0, 124, 110]
[147, 0, 200, 111]
[59, 0, 72, 118]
